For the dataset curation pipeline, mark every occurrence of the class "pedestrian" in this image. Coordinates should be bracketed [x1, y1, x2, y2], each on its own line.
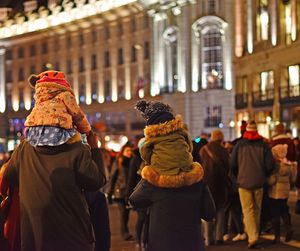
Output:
[130, 100, 216, 251]
[230, 121, 275, 249]
[268, 144, 297, 243]
[1, 70, 106, 251]
[293, 138, 300, 214]
[108, 144, 134, 240]
[125, 137, 149, 249]
[200, 129, 231, 245]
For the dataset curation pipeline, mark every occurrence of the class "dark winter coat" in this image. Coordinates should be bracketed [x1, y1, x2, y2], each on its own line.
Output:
[109, 157, 131, 199]
[4, 140, 106, 251]
[230, 132, 275, 189]
[129, 163, 215, 251]
[200, 141, 230, 209]
[129, 178, 215, 251]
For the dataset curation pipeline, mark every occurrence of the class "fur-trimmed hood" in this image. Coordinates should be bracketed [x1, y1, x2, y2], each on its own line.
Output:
[144, 115, 184, 139]
[141, 162, 204, 188]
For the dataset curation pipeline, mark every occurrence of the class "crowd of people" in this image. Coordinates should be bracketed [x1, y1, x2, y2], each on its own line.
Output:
[0, 70, 299, 251]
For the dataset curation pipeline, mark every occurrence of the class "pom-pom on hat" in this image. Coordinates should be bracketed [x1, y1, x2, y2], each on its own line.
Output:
[28, 70, 71, 88]
[246, 121, 257, 132]
[135, 100, 175, 125]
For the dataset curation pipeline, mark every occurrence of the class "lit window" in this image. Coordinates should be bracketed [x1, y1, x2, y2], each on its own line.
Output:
[260, 71, 274, 98]
[202, 29, 223, 89]
[257, 0, 269, 41]
[18, 68, 24, 81]
[288, 65, 300, 96]
[18, 47, 24, 58]
[118, 48, 123, 65]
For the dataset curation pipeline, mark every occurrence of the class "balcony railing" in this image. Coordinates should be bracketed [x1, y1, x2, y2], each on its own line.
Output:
[280, 85, 300, 104]
[235, 93, 248, 109]
[252, 89, 274, 107]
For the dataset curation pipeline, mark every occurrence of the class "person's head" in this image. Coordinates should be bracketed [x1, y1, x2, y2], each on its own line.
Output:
[135, 100, 174, 126]
[246, 120, 257, 132]
[274, 123, 285, 136]
[240, 120, 247, 136]
[210, 129, 224, 143]
[271, 144, 288, 162]
[120, 144, 133, 158]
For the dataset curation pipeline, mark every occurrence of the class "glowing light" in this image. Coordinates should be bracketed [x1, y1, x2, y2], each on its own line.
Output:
[0, 0, 137, 39]
[138, 89, 144, 98]
[97, 140, 101, 148]
[105, 136, 110, 141]
[237, 121, 242, 127]
[121, 136, 128, 145]
[266, 116, 272, 123]
[229, 120, 235, 128]
[247, 0, 253, 53]
[98, 95, 104, 103]
[107, 141, 121, 152]
[12, 98, 19, 111]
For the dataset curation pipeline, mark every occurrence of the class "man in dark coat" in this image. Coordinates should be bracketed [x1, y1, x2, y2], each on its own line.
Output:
[129, 177, 215, 251]
[3, 131, 106, 251]
[230, 121, 275, 249]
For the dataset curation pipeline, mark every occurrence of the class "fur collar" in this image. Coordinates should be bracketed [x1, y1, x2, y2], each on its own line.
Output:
[144, 115, 184, 139]
[272, 134, 291, 141]
[141, 162, 204, 188]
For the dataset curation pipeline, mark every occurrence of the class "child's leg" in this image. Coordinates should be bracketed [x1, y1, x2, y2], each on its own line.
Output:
[270, 198, 281, 243]
[280, 199, 293, 242]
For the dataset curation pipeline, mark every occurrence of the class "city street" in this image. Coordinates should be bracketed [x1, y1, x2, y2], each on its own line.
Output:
[109, 191, 300, 251]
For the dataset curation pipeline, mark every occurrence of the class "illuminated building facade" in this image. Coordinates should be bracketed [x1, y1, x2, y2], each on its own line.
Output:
[0, 0, 235, 150]
[234, 0, 300, 138]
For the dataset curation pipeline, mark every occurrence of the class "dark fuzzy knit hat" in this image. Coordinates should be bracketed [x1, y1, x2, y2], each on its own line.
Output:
[135, 100, 175, 125]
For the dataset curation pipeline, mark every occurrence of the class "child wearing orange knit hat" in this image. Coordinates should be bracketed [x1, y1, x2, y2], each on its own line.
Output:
[25, 70, 91, 146]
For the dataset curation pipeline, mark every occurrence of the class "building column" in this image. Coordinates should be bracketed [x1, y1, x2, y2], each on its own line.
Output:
[96, 27, 104, 103]
[270, 0, 277, 46]
[272, 66, 281, 122]
[72, 34, 79, 102]
[151, 12, 167, 96]
[235, 0, 244, 57]
[85, 30, 92, 105]
[0, 47, 6, 113]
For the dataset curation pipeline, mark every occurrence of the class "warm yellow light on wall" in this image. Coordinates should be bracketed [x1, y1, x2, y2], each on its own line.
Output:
[98, 95, 105, 103]
[12, 98, 19, 112]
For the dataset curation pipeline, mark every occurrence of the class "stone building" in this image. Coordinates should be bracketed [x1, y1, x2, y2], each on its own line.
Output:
[0, 0, 235, 151]
[234, 0, 300, 138]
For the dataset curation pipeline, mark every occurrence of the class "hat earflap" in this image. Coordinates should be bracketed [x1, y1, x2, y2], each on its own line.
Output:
[28, 74, 40, 88]
[135, 100, 149, 113]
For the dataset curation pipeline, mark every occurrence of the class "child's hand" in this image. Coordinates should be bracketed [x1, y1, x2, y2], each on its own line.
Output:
[87, 131, 99, 149]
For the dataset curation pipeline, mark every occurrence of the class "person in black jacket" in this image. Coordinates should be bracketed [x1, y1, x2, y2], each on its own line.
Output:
[125, 146, 148, 248]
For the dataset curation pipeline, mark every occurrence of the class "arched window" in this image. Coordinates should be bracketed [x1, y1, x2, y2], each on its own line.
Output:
[163, 26, 179, 93]
[192, 16, 231, 91]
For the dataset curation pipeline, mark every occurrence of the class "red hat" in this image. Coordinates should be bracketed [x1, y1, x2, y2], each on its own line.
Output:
[28, 70, 71, 88]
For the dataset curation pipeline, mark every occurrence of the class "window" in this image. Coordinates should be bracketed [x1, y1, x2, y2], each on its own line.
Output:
[91, 54, 97, 70]
[67, 36, 72, 47]
[19, 89, 24, 110]
[144, 15, 149, 29]
[67, 60, 72, 74]
[260, 70, 274, 100]
[118, 23, 123, 36]
[92, 29, 97, 43]
[118, 48, 123, 65]
[288, 65, 300, 96]
[144, 41, 149, 59]
[131, 46, 136, 62]
[104, 51, 110, 68]
[29, 45, 36, 56]
[7, 93, 12, 110]
[104, 26, 110, 39]
[6, 70, 12, 82]
[79, 57, 85, 72]
[18, 47, 24, 58]
[205, 106, 222, 127]
[202, 29, 223, 89]
[92, 82, 98, 102]
[257, 0, 269, 41]
[131, 18, 136, 32]
[5, 50, 12, 60]
[18, 68, 24, 81]
[30, 65, 36, 74]
[55, 62, 60, 71]
[79, 33, 84, 45]
[41, 42, 48, 54]
[207, 0, 216, 14]
[105, 80, 111, 101]
[79, 84, 85, 104]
